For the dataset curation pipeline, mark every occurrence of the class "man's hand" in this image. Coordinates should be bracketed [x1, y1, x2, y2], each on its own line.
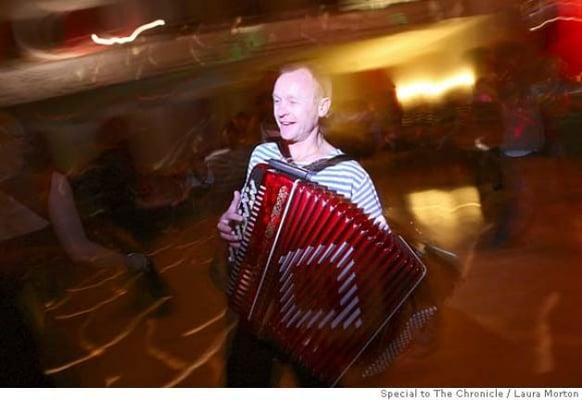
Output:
[217, 191, 243, 248]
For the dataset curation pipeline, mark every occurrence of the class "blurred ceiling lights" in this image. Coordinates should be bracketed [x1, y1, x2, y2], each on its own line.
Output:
[396, 69, 476, 104]
[340, 0, 421, 12]
[319, 15, 493, 75]
[1, 0, 119, 19]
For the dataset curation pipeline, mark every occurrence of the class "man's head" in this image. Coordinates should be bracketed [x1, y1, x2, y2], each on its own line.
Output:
[272, 64, 332, 143]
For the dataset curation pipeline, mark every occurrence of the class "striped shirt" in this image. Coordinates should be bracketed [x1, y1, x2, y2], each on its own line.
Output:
[244, 142, 388, 228]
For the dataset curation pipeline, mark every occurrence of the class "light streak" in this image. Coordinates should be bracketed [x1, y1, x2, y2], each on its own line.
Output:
[161, 257, 212, 274]
[105, 375, 122, 387]
[341, 0, 419, 11]
[45, 296, 171, 375]
[79, 310, 98, 351]
[535, 292, 561, 374]
[164, 322, 235, 387]
[159, 258, 185, 274]
[396, 70, 476, 104]
[45, 294, 71, 311]
[187, 43, 203, 65]
[147, 244, 174, 257]
[91, 19, 166, 46]
[146, 218, 213, 256]
[136, 91, 174, 101]
[66, 270, 124, 293]
[64, 267, 110, 289]
[44, 348, 102, 374]
[175, 236, 214, 250]
[530, 16, 582, 31]
[182, 309, 227, 337]
[423, 244, 458, 260]
[36, 1, 119, 13]
[145, 320, 188, 371]
[20, 46, 81, 61]
[53, 275, 140, 320]
[54, 289, 126, 319]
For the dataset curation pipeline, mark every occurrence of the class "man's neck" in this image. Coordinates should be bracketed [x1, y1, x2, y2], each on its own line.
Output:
[286, 128, 333, 164]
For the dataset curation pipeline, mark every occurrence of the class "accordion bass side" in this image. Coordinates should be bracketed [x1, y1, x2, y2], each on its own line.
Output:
[227, 161, 427, 386]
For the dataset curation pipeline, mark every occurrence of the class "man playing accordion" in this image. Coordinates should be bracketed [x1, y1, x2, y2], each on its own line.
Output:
[217, 64, 406, 387]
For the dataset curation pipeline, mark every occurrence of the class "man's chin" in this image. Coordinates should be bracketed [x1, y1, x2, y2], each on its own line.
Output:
[278, 130, 295, 142]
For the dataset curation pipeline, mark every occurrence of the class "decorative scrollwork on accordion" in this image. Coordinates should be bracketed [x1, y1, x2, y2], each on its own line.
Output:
[227, 162, 427, 386]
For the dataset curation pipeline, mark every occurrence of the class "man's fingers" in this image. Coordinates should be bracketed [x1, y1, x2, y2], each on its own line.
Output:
[228, 213, 244, 222]
[219, 229, 241, 245]
[217, 220, 235, 233]
[217, 218, 241, 240]
[227, 190, 241, 213]
[217, 214, 242, 231]
[220, 232, 240, 242]
[218, 191, 243, 246]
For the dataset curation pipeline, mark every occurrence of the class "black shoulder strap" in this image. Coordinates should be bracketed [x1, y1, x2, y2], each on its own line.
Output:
[303, 154, 354, 173]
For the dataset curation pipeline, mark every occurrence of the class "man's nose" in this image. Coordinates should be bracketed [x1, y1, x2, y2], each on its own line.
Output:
[275, 103, 288, 117]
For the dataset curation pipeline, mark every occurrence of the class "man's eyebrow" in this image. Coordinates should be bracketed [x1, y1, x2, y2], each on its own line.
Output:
[286, 94, 305, 101]
[273, 94, 303, 101]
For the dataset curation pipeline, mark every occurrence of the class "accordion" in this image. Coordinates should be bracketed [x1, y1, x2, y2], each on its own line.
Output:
[227, 160, 427, 386]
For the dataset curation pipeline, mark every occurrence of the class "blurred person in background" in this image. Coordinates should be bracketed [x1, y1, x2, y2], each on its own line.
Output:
[0, 112, 167, 386]
[478, 42, 547, 248]
[0, 112, 51, 387]
[205, 111, 258, 200]
[0, 114, 136, 272]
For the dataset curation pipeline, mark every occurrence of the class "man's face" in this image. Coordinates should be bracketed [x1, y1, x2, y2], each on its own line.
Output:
[272, 68, 327, 143]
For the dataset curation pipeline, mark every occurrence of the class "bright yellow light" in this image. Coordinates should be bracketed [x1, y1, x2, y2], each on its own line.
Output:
[91, 19, 165, 46]
[341, 0, 420, 11]
[396, 70, 476, 104]
[318, 16, 494, 76]
[406, 186, 483, 246]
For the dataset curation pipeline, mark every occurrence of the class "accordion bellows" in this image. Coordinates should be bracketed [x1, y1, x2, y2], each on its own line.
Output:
[228, 162, 426, 385]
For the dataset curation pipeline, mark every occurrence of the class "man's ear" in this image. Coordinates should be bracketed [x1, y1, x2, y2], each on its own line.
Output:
[318, 97, 331, 118]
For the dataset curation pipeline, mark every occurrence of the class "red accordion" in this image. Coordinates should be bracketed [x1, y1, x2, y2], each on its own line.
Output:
[227, 160, 426, 385]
